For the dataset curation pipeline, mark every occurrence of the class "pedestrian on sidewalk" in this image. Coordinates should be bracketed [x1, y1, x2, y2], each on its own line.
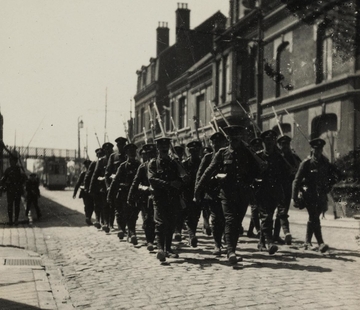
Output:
[291, 138, 339, 252]
[73, 159, 93, 225]
[25, 173, 42, 219]
[0, 154, 27, 225]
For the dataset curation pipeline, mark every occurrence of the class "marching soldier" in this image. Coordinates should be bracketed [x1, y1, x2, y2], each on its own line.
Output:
[89, 142, 114, 233]
[105, 137, 128, 230]
[255, 130, 289, 254]
[182, 140, 203, 247]
[25, 173, 41, 220]
[107, 143, 140, 244]
[128, 143, 157, 250]
[73, 159, 93, 225]
[273, 135, 302, 244]
[0, 154, 27, 226]
[195, 132, 227, 255]
[195, 126, 263, 264]
[148, 137, 183, 262]
[291, 138, 339, 252]
[246, 137, 263, 238]
[84, 148, 104, 228]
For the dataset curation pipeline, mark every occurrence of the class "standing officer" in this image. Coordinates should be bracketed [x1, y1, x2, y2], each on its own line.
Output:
[84, 148, 104, 228]
[246, 137, 263, 238]
[89, 142, 114, 233]
[105, 137, 127, 230]
[107, 143, 140, 244]
[273, 135, 302, 244]
[148, 137, 183, 262]
[128, 143, 157, 250]
[255, 130, 289, 254]
[25, 173, 41, 219]
[291, 138, 338, 252]
[73, 159, 93, 225]
[195, 132, 227, 255]
[1, 154, 27, 225]
[182, 140, 202, 247]
[195, 126, 263, 264]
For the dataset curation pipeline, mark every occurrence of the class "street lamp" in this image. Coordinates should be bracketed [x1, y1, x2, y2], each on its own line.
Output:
[77, 116, 84, 161]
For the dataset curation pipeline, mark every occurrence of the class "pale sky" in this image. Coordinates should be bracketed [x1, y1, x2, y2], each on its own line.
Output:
[0, 0, 229, 160]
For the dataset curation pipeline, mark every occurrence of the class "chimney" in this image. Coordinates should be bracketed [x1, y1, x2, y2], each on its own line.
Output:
[176, 3, 190, 42]
[156, 22, 169, 56]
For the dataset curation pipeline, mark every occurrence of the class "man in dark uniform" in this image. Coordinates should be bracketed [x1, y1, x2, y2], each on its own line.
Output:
[246, 137, 263, 238]
[1, 154, 27, 225]
[105, 137, 127, 230]
[195, 132, 227, 255]
[182, 140, 203, 247]
[107, 143, 140, 244]
[73, 159, 93, 225]
[255, 130, 289, 254]
[195, 126, 263, 264]
[89, 142, 114, 233]
[128, 143, 157, 250]
[148, 137, 183, 262]
[291, 138, 338, 252]
[84, 148, 104, 228]
[25, 173, 41, 219]
[273, 135, 302, 244]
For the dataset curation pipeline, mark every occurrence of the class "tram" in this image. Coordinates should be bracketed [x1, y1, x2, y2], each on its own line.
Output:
[42, 157, 67, 190]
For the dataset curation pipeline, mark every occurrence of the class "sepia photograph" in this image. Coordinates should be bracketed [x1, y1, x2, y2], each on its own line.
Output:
[0, 0, 359, 309]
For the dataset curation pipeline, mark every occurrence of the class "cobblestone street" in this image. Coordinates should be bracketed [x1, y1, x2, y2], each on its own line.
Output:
[1, 187, 360, 309]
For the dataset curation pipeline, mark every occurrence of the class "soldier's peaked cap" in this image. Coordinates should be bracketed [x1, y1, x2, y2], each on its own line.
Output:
[249, 137, 263, 146]
[186, 140, 202, 149]
[95, 148, 102, 153]
[210, 132, 226, 141]
[277, 135, 292, 143]
[142, 143, 156, 153]
[115, 137, 127, 144]
[174, 145, 185, 153]
[309, 138, 326, 149]
[223, 125, 245, 136]
[123, 143, 137, 152]
[29, 173, 37, 177]
[83, 159, 91, 165]
[155, 137, 172, 144]
[260, 130, 278, 140]
[102, 142, 114, 149]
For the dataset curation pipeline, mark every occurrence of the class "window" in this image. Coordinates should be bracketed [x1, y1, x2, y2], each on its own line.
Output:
[223, 55, 230, 102]
[196, 94, 206, 127]
[316, 21, 334, 83]
[217, 59, 223, 104]
[178, 97, 186, 129]
[142, 69, 147, 87]
[140, 107, 145, 131]
[275, 42, 290, 98]
[151, 63, 155, 82]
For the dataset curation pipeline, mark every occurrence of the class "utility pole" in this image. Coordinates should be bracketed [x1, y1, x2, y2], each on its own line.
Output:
[104, 87, 107, 143]
[256, 0, 264, 131]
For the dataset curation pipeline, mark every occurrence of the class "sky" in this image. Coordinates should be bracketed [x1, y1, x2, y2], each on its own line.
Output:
[0, 0, 229, 160]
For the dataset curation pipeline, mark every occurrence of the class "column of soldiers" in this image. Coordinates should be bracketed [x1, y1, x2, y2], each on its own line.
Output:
[74, 126, 338, 265]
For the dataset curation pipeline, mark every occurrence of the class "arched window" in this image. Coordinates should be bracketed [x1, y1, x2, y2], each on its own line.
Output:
[275, 41, 290, 98]
[311, 113, 338, 162]
[316, 20, 334, 84]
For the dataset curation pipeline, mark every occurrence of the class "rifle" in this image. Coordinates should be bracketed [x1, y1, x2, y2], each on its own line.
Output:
[272, 106, 284, 136]
[193, 116, 201, 141]
[0, 140, 26, 174]
[171, 116, 180, 145]
[199, 120, 209, 147]
[143, 127, 148, 144]
[207, 101, 219, 132]
[284, 109, 309, 142]
[148, 105, 156, 140]
[236, 100, 262, 135]
[214, 105, 230, 126]
[123, 121, 131, 143]
[94, 128, 101, 147]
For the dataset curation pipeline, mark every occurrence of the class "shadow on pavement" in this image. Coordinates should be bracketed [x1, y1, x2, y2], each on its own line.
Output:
[0, 298, 41, 310]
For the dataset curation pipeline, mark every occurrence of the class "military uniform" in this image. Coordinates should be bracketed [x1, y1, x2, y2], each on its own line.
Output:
[182, 140, 202, 247]
[292, 138, 338, 252]
[195, 126, 262, 264]
[1, 156, 27, 225]
[107, 144, 140, 244]
[105, 137, 127, 229]
[25, 173, 41, 219]
[148, 137, 182, 262]
[128, 144, 156, 250]
[89, 142, 114, 233]
[195, 132, 227, 254]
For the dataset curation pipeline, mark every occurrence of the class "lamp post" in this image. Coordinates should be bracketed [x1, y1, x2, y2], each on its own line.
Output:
[255, 0, 263, 131]
[77, 116, 84, 162]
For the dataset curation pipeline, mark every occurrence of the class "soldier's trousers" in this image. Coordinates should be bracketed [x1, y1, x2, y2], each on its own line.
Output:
[93, 192, 106, 224]
[174, 196, 185, 235]
[140, 197, 155, 244]
[117, 194, 140, 237]
[248, 204, 260, 233]
[205, 198, 225, 248]
[184, 199, 202, 239]
[274, 182, 292, 238]
[154, 198, 176, 252]
[201, 201, 211, 231]
[26, 195, 41, 217]
[305, 196, 327, 245]
[221, 187, 250, 255]
[7, 192, 21, 223]
[82, 192, 94, 220]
